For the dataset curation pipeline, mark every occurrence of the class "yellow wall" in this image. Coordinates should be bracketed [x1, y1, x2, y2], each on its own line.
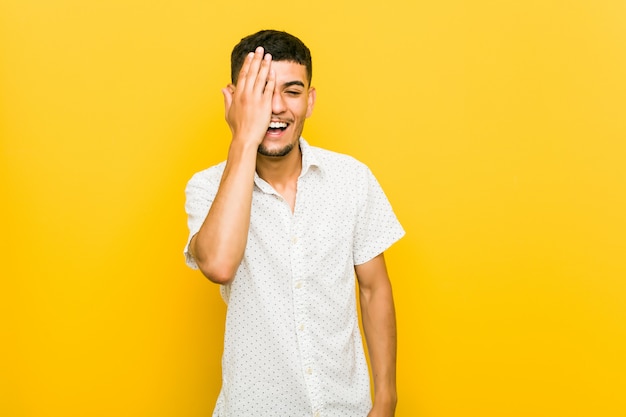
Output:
[2, 1, 625, 416]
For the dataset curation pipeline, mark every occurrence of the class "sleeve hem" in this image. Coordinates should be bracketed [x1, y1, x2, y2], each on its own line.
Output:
[353, 228, 405, 266]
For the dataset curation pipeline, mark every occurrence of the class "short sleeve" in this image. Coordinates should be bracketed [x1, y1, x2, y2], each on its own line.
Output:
[353, 167, 405, 265]
[183, 166, 222, 269]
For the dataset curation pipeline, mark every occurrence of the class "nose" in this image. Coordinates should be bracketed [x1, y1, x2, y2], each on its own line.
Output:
[271, 89, 286, 114]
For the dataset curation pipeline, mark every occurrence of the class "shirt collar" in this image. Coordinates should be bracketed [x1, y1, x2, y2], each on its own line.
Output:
[298, 137, 322, 178]
[254, 137, 322, 194]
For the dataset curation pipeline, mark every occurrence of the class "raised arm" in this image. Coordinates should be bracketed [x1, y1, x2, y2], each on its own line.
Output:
[355, 253, 398, 417]
[190, 47, 275, 284]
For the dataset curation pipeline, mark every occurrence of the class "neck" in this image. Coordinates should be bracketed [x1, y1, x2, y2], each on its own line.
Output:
[256, 144, 302, 189]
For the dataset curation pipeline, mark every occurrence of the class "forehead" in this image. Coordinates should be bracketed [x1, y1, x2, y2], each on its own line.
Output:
[271, 60, 309, 87]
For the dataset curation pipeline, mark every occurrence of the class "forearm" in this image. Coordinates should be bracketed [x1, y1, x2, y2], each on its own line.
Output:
[360, 279, 398, 413]
[190, 47, 276, 284]
[191, 140, 258, 284]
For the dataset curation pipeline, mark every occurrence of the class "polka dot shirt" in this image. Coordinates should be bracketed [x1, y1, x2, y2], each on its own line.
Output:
[184, 138, 405, 417]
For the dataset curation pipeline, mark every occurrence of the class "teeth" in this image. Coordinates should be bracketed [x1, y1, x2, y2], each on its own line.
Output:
[269, 121, 287, 129]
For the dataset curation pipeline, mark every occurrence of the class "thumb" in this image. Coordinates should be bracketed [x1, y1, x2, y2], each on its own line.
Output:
[222, 86, 233, 117]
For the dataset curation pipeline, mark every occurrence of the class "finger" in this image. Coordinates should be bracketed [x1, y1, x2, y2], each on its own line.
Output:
[236, 51, 255, 90]
[263, 68, 276, 100]
[254, 53, 273, 94]
[243, 46, 265, 94]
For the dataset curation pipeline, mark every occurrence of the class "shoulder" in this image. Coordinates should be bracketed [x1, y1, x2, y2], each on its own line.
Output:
[187, 161, 226, 183]
[305, 145, 379, 205]
[185, 161, 226, 194]
[309, 145, 371, 176]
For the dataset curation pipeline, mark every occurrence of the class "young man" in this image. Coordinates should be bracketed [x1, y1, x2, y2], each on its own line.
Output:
[184, 30, 404, 417]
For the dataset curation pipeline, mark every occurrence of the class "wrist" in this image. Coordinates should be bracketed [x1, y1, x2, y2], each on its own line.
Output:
[230, 133, 262, 150]
[373, 388, 397, 409]
[228, 136, 261, 161]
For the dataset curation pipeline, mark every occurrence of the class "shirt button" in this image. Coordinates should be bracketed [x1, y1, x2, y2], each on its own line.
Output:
[295, 281, 303, 289]
[298, 324, 304, 331]
[291, 236, 298, 244]
[314, 412, 320, 417]
[306, 367, 312, 375]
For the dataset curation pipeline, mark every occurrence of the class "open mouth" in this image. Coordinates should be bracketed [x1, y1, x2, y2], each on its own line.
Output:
[267, 121, 289, 134]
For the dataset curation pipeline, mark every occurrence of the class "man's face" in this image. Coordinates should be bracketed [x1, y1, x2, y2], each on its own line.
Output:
[258, 60, 316, 157]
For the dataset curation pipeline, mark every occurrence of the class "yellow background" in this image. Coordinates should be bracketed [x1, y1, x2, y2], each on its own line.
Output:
[2, 1, 625, 416]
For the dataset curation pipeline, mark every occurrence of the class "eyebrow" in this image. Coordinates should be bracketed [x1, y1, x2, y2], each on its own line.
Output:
[282, 81, 306, 88]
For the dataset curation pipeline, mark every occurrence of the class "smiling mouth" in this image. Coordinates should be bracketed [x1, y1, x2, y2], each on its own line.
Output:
[267, 121, 289, 134]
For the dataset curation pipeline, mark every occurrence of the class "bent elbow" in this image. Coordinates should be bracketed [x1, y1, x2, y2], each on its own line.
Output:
[190, 235, 239, 285]
[196, 258, 237, 285]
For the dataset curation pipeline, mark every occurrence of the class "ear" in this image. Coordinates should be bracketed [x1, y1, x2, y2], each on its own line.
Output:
[306, 87, 316, 118]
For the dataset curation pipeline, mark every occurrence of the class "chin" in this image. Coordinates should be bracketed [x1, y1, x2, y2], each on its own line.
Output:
[257, 142, 295, 157]
[258, 134, 301, 157]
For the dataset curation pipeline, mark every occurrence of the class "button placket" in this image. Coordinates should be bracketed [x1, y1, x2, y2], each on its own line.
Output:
[289, 205, 321, 410]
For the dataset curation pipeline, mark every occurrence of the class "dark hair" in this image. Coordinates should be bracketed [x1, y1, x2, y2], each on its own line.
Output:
[230, 30, 312, 85]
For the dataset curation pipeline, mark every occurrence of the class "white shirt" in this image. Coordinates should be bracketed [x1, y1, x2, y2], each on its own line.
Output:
[184, 138, 404, 417]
